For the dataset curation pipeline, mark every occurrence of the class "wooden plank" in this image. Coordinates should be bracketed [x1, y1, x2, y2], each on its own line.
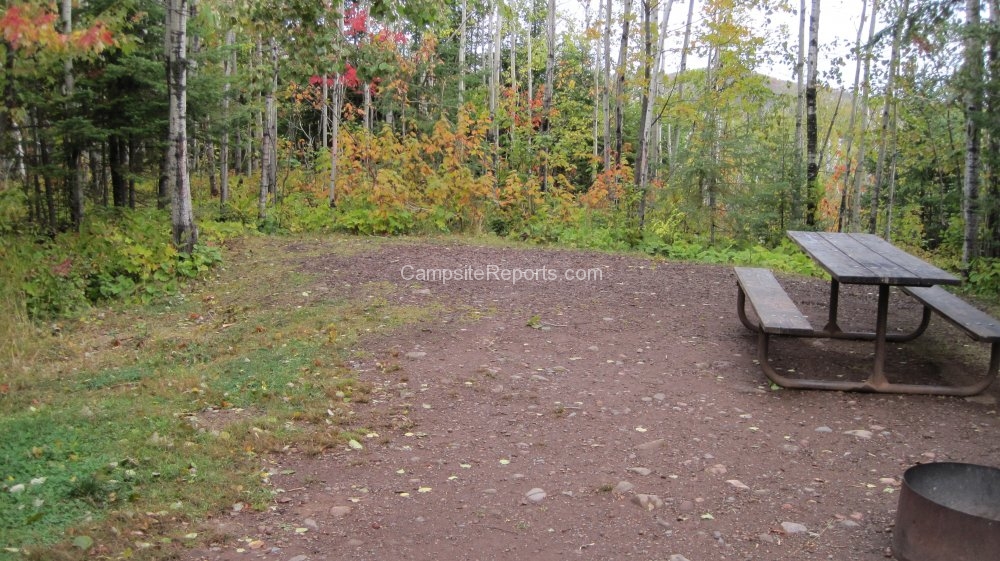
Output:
[850, 234, 959, 286]
[787, 231, 960, 287]
[735, 267, 813, 335]
[903, 286, 1000, 342]
[821, 233, 916, 284]
[787, 231, 873, 283]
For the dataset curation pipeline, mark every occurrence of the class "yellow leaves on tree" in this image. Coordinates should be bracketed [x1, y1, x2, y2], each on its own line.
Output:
[334, 109, 494, 233]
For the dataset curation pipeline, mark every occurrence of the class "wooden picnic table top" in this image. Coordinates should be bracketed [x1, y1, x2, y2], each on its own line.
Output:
[787, 231, 960, 287]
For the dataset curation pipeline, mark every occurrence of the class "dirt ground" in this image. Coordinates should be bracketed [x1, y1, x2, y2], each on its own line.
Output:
[181, 239, 1000, 561]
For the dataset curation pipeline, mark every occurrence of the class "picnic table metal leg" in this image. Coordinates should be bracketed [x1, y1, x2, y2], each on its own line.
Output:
[867, 285, 891, 391]
[823, 279, 842, 334]
[736, 285, 760, 333]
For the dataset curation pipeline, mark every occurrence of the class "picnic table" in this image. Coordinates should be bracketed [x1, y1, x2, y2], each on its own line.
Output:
[735, 231, 1000, 396]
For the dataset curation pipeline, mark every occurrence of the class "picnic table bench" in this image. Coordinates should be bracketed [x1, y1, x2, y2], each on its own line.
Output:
[735, 232, 1000, 396]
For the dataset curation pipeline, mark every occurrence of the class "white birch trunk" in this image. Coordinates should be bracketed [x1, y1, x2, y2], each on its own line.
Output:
[167, 0, 197, 251]
[962, 0, 984, 271]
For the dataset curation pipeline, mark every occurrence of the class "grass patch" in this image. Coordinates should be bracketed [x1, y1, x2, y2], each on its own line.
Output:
[0, 234, 435, 560]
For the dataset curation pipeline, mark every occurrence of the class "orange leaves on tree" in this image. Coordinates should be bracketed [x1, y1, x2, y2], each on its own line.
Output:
[1, 4, 59, 50]
[1, 3, 114, 54]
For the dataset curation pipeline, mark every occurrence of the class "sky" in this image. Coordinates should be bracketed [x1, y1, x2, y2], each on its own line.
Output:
[559, 0, 872, 88]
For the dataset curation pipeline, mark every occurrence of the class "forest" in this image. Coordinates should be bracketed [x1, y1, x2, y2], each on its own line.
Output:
[2, 0, 1000, 320]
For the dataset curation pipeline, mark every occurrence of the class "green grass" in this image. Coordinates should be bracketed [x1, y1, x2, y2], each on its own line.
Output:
[0, 235, 436, 560]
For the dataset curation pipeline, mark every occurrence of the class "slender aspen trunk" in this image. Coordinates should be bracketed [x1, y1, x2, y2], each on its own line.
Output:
[637, 0, 673, 229]
[805, 0, 820, 226]
[541, 0, 556, 191]
[329, 9, 346, 207]
[614, 0, 633, 165]
[851, 0, 879, 232]
[166, 0, 197, 252]
[321, 76, 329, 149]
[221, 29, 234, 211]
[986, 0, 1000, 256]
[490, 3, 502, 194]
[510, 18, 518, 148]
[62, 0, 83, 230]
[869, 0, 907, 234]
[528, 11, 534, 140]
[459, 0, 467, 106]
[602, 0, 612, 170]
[669, 0, 695, 171]
[837, 0, 868, 232]
[793, 0, 806, 219]
[962, 0, 984, 273]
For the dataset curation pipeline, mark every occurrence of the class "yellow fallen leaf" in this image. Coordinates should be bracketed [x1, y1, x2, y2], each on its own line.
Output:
[417, 487, 432, 493]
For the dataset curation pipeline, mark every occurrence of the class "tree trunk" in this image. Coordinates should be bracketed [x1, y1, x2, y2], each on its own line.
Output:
[588, 0, 598, 169]
[166, 0, 197, 252]
[984, 0, 1000, 256]
[490, 2, 502, 190]
[259, 37, 278, 221]
[805, 0, 820, 226]
[837, 0, 869, 232]
[636, 0, 673, 229]
[128, 136, 136, 209]
[62, 0, 84, 230]
[793, 0, 806, 220]
[329, 9, 346, 208]
[541, 0, 556, 191]
[221, 29, 234, 212]
[614, 0, 633, 165]
[459, 0, 467, 106]
[869, 0, 907, 234]
[109, 135, 129, 206]
[851, 0, 879, 232]
[962, 0, 984, 273]
[669, 0, 695, 172]
[602, 0, 613, 170]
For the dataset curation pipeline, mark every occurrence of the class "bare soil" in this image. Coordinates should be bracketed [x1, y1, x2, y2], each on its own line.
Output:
[181, 239, 1000, 561]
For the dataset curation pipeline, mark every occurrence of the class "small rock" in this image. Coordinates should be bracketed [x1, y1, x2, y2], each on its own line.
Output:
[653, 393, 666, 401]
[525, 488, 547, 502]
[781, 521, 808, 534]
[628, 467, 652, 476]
[840, 520, 861, 528]
[705, 464, 727, 475]
[814, 426, 833, 433]
[758, 533, 776, 544]
[726, 479, 750, 491]
[679, 500, 695, 512]
[844, 429, 873, 439]
[329, 506, 352, 518]
[347, 539, 364, 547]
[782, 444, 801, 453]
[303, 518, 318, 530]
[637, 439, 665, 452]
[405, 351, 427, 359]
[965, 394, 997, 405]
[289, 556, 308, 561]
[9, 484, 25, 494]
[632, 494, 664, 511]
[614, 481, 635, 494]
[668, 555, 691, 561]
